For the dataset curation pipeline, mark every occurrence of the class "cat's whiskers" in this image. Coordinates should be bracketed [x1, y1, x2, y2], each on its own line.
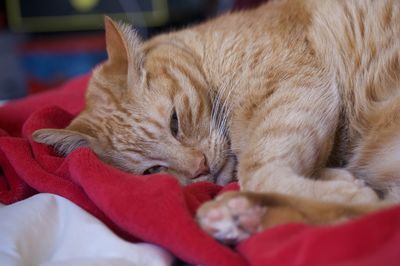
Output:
[211, 80, 238, 152]
[208, 77, 239, 178]
[211, 78, 236, 128]
[210, 81, 232, 134]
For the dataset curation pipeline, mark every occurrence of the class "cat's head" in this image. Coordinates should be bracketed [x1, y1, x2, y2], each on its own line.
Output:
[33, 17, 234, 185]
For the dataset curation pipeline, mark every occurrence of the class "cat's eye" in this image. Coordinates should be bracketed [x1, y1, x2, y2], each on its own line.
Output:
[170, 108, 179, 138]
[143, 165, 165, 175]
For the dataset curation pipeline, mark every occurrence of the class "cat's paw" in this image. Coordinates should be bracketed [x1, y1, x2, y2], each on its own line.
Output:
[196, 192, 266, 244]
[318, 168, 357, 182]
[322, 179, 379, 204]
[351, 180, 380, 202]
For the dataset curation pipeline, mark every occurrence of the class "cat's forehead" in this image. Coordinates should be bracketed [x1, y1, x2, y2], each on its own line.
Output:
[143, 72, 183, 107]
[139, 87, 174, 117]
[143, 51, 186, 93]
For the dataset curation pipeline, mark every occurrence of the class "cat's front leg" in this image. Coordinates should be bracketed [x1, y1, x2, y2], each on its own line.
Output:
[240, 164, 378, 204]
[232, 84, 379, 204]
[240, 170, 379, 204]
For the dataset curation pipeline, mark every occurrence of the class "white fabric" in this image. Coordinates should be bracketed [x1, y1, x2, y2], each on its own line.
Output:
[0, 194, 174, 266]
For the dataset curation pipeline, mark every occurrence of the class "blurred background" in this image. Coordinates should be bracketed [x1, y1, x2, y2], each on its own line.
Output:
[0, 0, 263, 103]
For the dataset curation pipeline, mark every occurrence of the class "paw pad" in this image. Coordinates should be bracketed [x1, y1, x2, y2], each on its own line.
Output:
[197, 193, 267, 244]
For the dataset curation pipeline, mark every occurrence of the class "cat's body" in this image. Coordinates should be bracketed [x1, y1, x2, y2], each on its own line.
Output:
[34, 0, 400, 242]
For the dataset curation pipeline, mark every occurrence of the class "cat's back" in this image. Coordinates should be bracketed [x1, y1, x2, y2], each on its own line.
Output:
[309, 0, 400, 135]
[310, 0, 400, 74]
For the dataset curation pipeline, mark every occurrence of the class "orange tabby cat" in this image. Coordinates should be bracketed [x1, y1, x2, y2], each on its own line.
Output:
[33, 0, 400, 243]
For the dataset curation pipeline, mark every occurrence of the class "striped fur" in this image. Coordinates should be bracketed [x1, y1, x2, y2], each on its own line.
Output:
[34, 0, 400, 204]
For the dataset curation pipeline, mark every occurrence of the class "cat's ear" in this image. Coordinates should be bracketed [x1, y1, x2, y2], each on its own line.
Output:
[103, 16, 143, 82]
[32, 129, 93, 156]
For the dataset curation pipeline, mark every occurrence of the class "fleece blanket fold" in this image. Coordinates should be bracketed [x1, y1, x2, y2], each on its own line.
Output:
[0, 74, 400, 266]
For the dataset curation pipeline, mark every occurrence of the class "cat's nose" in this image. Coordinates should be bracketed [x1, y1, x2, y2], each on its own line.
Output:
[191, 155, 210, 179]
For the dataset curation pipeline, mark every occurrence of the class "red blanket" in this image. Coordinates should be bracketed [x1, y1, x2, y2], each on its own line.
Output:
[1, 74, 399, 266]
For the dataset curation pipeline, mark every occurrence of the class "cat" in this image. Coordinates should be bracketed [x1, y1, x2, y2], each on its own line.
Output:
[33, 0, 400, 243]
